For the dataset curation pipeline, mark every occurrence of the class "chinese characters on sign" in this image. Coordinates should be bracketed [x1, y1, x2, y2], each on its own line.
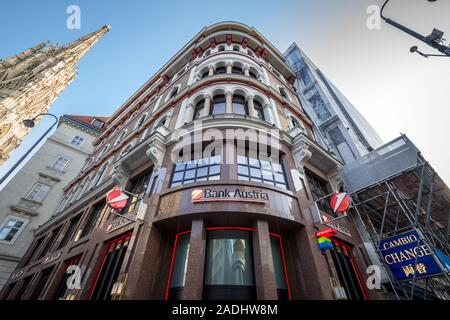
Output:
[379, 230, 442, 281]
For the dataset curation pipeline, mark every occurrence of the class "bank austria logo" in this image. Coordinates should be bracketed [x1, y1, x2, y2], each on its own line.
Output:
[191, 188, 269, 204]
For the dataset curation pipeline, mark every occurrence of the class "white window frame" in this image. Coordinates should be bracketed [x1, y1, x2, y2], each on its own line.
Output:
[97, 144, 110, 161]
[51, 156, 70, 172]
[91, 118, 104, 128]
[82, 158, 93, 171]
[134, 113, 148, 130]
[70, 135, 85, 147]
[0, 215, 28, 245]
[25, 182, 51, 203]
[115, 130, 127, 146]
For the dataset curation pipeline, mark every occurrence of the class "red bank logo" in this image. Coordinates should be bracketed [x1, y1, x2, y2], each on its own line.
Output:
[329, 192, 351, 214]
[191, 189, 204, 201]
[106, 189, 129, 210]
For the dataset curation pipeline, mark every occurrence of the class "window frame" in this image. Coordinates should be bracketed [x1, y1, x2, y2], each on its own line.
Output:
[51, 156, 70, 172]
[25, 182, 51, 203]
[170, 154, 221, 188]
[236, 150, 288, 190]
[70, 135, 85, 147]
[91, 118, 104, 128]
[211, 94, 226, 115]
[305, 170, 335, 216]
[232, 95, 248, 116]
[194, 99, 206, 120]
[0, 215, 28, 245]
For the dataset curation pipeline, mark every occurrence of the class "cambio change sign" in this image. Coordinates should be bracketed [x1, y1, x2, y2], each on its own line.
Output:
[379, 230, 442, 281]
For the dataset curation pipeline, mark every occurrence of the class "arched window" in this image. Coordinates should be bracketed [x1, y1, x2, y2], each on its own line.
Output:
[92, 164, 107, 188]
[97, 145, 109, 160]
[218, 45, 225, 52]
[279, 87, 288, 100]
[211, 95, 226, 115]
[233, 45, 240, 52]
[204, 49, 211, 57]
[232, 95, 248, 116]
[215, 66, 226, 75]
[254, 100, 265, 121]
[82, 158, 93, 171]
[170, 87, 179, 99]
[157, 116, 168, 128]
[249, 70, 258, 79]
[232, 65, 244, 75]
[194, 100, 206, 119]
[247, 49, 254, 57]
[201, 70, 209, 79]
[115, 131, 126, 146]
[290, 117, 300, 128]
[135, 113, 147, 129]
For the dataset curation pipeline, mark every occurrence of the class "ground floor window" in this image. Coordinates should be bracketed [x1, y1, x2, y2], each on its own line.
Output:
[89, 233, 131, 300]
[29, 266, 54, 300]
[167, 232, 191, 300]
[166, 227, 291, 300]
[270, 234, 290, 300]
[13, 276, 32, 300]
[53, 255, 82, 300]
[330, 239, 368, 300]
[203, 229, 255, 300]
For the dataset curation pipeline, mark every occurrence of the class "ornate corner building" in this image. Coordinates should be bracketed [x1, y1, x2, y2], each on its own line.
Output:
[0, 25, 110, 166]
[1, 22, 378, 301]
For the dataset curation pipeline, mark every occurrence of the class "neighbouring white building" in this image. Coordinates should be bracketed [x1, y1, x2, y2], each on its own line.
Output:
[0, 114, 107, 289]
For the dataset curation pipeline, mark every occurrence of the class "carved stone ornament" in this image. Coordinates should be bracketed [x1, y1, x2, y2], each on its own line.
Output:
[145, 134, 166, 170]
[292, 139, 312, 173]
[111, 164, 130, 188]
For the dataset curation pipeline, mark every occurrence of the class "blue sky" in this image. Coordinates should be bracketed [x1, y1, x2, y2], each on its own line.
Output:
[1, 0, 449, 185]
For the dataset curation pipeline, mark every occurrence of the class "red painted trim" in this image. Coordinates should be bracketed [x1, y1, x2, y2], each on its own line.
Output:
[164, 230, 191, 300]
[87, 232, 132, 300]
[165, 227, 292, 300]
[332, 239, 369, 300]
[269, 233, 292, 300]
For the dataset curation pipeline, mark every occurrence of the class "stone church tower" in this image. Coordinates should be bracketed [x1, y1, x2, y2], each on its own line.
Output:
[0, 25, 110, 165]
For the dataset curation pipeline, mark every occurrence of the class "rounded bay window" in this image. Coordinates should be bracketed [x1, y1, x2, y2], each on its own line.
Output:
[232, 94, 248, 116]
[211, 94, 226, 115]
[253, 99, 265, 121]
[215, 65, 226, 75]
[194, 99, 205, 120]
[231, 65, 244, 75]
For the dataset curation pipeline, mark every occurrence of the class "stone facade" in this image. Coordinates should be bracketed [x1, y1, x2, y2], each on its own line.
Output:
[0, 115, 107, 290]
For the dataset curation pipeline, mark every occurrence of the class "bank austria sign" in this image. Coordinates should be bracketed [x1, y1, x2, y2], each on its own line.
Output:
[191, 188, 269, 204]
[379, 229, 443, 281]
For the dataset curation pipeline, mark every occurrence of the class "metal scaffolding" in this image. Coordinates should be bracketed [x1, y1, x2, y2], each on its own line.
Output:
[340, 135, 450, 300]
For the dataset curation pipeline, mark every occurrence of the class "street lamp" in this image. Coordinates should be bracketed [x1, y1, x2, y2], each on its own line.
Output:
[380, 0, 450, 58]
[0, 113, 59, 185]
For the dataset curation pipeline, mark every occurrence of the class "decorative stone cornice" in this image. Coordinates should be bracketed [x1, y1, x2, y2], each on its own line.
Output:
[111, 163, 131, 188]
[292, 135, 312, 173]
[145, 128, 167, 170]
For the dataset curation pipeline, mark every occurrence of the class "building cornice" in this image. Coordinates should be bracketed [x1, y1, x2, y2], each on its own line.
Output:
[102, 22, 296, 131]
